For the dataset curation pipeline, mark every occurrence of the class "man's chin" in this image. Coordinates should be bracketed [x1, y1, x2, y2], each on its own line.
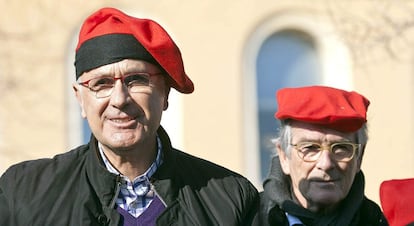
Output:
[109, 131, 140, 142]
[310, 191, 344, 207]
[103, 136, 140, 151]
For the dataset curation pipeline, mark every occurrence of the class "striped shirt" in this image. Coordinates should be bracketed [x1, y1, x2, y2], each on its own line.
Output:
[99, 136, 163, 217]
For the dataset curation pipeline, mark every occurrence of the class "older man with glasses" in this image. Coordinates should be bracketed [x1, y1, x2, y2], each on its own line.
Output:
[0, 7, 259, 226]
[259, 85, 388, 226]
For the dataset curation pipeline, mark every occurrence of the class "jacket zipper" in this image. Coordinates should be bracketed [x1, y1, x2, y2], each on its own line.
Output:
[109, 175, 122, 209]
[151, 183, 168, 207]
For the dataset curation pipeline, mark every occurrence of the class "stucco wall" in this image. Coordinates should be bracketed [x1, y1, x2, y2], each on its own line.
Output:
[1, 0, 414, 205]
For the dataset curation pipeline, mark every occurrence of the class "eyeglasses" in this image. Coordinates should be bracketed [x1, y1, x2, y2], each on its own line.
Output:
[78, 72, 164, 98]
[290, 141, 360, 162]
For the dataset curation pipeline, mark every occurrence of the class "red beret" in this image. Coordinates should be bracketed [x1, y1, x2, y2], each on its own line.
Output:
[380, 178, 414, 226]
[275, 86, 370, 132]
[74, 7, 194, 94]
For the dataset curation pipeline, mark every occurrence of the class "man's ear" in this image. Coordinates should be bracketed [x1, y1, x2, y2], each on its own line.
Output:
[73, 83, 87, 118]
[356, 144, 366, 172]
[277, 142, 291, 175]
[163, 87, 171, 111]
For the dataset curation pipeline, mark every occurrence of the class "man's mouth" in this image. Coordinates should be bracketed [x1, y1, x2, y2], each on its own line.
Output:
[111, 117, 135, 123]
[108, 116, 138, 127]
[311, 177, 340, 183]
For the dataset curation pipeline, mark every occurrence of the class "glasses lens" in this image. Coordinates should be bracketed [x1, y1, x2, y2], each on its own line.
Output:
[296, 143, 321, 161]
[87, 77, 115, 98]
[126, 74, 150, 93]
[88, 77, 115, 90]
[295, 142, 357, 162]
[331, 143, 355, 161]
[84, 73, 153, 98]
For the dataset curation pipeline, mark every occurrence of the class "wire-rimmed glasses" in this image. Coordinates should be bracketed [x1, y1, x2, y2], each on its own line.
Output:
[78, 72, 164, 98]
[290, 141, 360, 162]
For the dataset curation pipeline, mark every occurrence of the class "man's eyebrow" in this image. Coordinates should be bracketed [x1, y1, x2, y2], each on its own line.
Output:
[89, 71, 114, 77]
[294, 137, 353, 143]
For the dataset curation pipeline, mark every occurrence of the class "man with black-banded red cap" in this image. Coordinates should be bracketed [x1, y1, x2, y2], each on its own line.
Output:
[0, 7, 259, 226]
[259, 85, 388, 226]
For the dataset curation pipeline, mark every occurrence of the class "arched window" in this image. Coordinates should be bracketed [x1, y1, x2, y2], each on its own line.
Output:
[256, 30, 322, 179]
[243, 13, 352, 189]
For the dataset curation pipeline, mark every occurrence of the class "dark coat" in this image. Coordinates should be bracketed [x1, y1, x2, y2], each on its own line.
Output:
[0, 127, 259, 226]
[259, 156, 388, 226]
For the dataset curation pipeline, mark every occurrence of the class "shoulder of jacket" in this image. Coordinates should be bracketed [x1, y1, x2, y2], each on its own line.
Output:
[1, 144, 89, 183]
[359, 197, 389, 225]
[172, 148, 254, 183]
[262, 204, 288, 226]
[163, 149, 258, 200]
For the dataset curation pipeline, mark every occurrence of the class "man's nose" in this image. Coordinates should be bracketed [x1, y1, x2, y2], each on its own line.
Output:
[315, 149, 335, 170]
[109, 79, 130, 107]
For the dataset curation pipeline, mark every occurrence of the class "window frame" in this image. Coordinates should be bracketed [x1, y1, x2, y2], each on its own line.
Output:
[242, 12, 352, 189]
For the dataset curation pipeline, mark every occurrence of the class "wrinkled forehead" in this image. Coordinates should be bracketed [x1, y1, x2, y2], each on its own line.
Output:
[78, 59, 163, 80]
[289, 120, 357, 142]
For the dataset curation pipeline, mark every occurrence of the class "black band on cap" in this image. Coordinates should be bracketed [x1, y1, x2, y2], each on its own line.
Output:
[75, 34, 160, 79]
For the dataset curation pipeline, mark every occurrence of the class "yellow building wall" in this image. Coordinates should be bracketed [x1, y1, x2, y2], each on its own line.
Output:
[1, 0, 413, 205]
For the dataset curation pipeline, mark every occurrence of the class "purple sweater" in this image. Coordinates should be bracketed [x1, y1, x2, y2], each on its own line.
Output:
[117, 196, 166, 226]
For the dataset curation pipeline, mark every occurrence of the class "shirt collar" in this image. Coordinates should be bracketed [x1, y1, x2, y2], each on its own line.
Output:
[286, 213, 304, 226]
[98, 135, 163, 181]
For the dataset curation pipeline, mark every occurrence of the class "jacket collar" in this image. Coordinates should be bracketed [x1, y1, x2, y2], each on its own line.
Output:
[85, 126, 179, 208]
[150, 126, 180, 206]
[85, 135, 119, 207]
[261, 155, 366, 226]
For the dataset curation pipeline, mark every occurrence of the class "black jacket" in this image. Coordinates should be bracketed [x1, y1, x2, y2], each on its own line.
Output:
[0, 127, 259, 226]
[259, 156, 388, 226]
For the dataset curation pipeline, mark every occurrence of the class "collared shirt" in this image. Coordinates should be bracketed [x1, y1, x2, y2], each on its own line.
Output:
[286, 213, 305, 226]
[99, 136, 163, 217]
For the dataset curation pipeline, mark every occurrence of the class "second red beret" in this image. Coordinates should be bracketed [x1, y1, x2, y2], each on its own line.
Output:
[275, 86, 370, 132]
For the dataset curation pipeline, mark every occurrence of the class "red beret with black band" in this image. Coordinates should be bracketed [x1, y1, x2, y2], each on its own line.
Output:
[74, 7, 194, 94]
[275, 86, 370, 132]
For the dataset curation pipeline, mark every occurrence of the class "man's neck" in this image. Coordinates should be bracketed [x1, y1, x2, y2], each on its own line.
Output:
[293, 190, 339, 214]
[101, 141, 158, 181]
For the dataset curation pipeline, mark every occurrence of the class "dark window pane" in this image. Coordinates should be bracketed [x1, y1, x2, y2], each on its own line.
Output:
[256, 30, 322, 180]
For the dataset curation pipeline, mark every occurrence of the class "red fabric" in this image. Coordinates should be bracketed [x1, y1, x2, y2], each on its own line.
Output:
[76, 7, 194, 94]
[380, 178, 414, 226]
[275, 86, 370, 132]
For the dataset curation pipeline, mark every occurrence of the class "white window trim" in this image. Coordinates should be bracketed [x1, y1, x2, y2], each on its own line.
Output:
[65, 28, 83, 150]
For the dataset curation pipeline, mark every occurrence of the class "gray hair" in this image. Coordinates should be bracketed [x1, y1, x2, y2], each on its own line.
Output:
[276, 120, 368, 157]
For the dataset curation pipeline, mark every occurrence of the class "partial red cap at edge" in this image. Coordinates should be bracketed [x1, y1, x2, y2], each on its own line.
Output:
[380, 178, 414, 226]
